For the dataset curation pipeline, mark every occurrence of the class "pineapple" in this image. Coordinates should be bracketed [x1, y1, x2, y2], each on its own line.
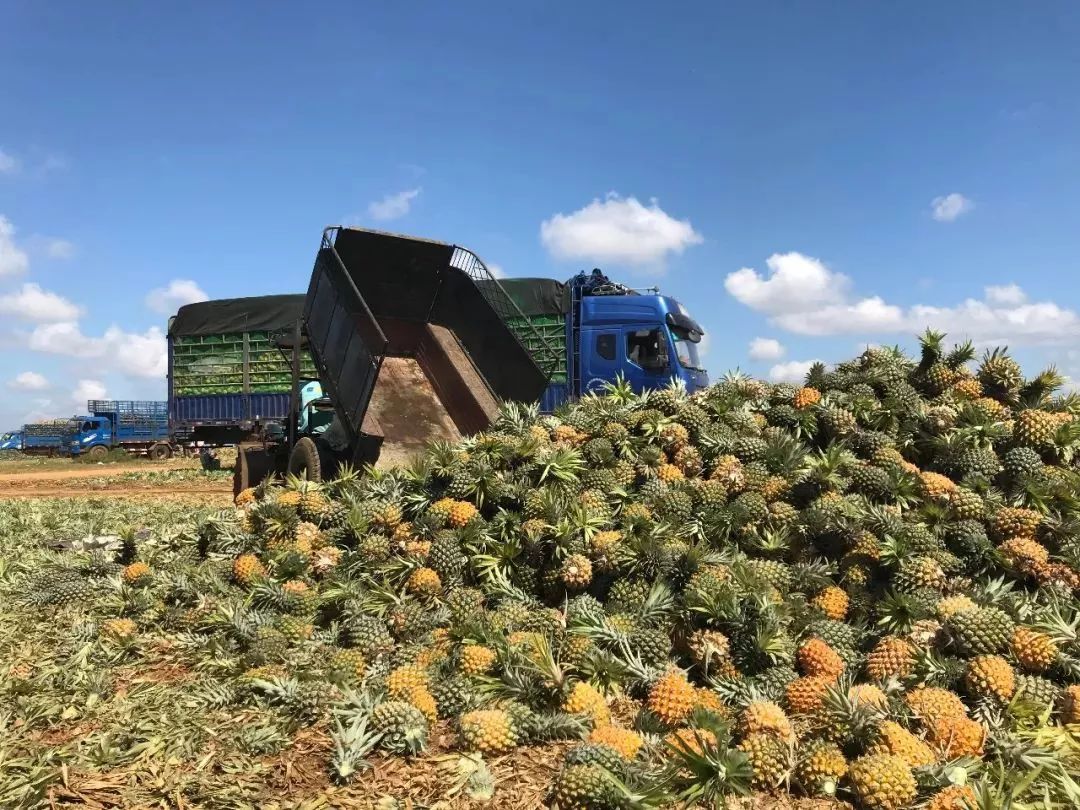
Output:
[796, 638, 845, 681]
[991, 506, 1041, 539]
[977, 347, 1022, 398]
[811, 586, 849, 621]
[232, 554, 266, 586]
[846, 753, 917, 810]
[796, 740, 847, 797]
[927, 785, 979, 810]
[101, 618, 138, 640]
[562, 681, 610, 727]
[867, 721, 936, 768]
[405, 567, 442, 597]
[739, 700, 796, 743]
[560, 555, 593, 590]
[459, 709, 518, 753]
[587, 725, 643, 761]
[647, 669, 696, 726]
[964, 655, 1016, 702]
[121, 561, 152, 586]
[1011, 627, 1058, 673]
[459, 644, 496, 676]
[865, 636, 916, 681]
[946, 606, 1015, 655]
[371, 701, 428, 754]
[785, 675, 832, 715]
[550, 764, 619, 810]
[1061, 685, 1080, 724]
[793, 386, 822, 409]
[1014, 409, 1057, 448]
[738, 732, 792, 790]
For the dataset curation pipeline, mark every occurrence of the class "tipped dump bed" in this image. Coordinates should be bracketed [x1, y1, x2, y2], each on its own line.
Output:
[304, 228, 556, 463]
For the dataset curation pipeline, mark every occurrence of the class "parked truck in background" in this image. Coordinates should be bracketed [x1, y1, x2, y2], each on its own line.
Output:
[232, 227, 707, 493]
[20, 420, 72, 456]
[1, 431, 23, 452]
[168, 295, 318, 449]
[64, 400, 171, 460]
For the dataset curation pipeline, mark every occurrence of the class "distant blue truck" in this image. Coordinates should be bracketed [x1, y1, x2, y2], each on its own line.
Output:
[1, 430, 24, 452]
[18, 421, 70, 456]
[64, 400, 172, 460]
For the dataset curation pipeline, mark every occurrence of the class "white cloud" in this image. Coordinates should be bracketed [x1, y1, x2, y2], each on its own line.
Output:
[145, 279, 208, 314]
[984, 283, 1027, 307]
[0, 283, 81, 322]
[10, 371, 49, 391]
[768, 360, 819, 384]
[540, 193, 703, 269]
[486, 262, 507, 279]
[726, 252, 1078, 346]
[72, 379, 107, 407]
[725, 252, 849, 315]
[0, 215, 30, 276]
[748, 337, 785, 361]
[931, 193, 974, 222]
[367, 188, 421, 221]
[28, 322, 167, 379]
[45, 238, 76, 259]
[0, 149, 16, 174]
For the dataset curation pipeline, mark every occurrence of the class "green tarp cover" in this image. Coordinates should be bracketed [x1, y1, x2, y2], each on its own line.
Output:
[476, 278, 568, 317]
[169, 295, 305, 337]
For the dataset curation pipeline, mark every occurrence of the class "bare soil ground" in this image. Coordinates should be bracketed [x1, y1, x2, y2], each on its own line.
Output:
[0, 459, 233, 502]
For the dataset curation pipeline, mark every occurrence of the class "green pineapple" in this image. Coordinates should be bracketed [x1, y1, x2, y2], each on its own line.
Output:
[550, 764, 620, 810]
[1002, 446, 1044, 479]
[978, 348, 1023, 398]
[733, 436, 768, 463]
[341, 613, 394, 658]
[952, 447, 1001, 479]
[371, 700, 428, 754]
[946, 606, 1015, 655]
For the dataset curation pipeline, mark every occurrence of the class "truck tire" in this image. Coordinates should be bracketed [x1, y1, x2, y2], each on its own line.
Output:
[287, 437, 323, 483]
[149, 443, 172, 461]
[234, 445, 273, 498]
[86, 445, 108, 461]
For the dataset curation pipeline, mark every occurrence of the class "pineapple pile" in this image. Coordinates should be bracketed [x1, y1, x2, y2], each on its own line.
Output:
[214, 333, 1080, 807]
[20, 331, 1080, 807]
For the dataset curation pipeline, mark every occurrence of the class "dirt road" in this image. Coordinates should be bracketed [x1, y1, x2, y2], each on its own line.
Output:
[0, 462, 233, 502]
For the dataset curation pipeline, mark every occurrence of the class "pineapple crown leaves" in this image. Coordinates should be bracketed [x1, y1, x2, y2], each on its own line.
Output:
[329, 712, 382, 784]
[917, 328, 949, 370]
[534, 446, 586, 485]
[663, 718, 754, 804]
[1017, 367, 1066, 408]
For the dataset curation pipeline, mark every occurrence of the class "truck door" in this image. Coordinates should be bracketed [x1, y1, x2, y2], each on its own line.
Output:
[579, 329, 621, 395]
[622, 326, 672, 392]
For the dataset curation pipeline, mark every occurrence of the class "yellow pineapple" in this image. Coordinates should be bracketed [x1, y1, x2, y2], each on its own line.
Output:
[459, 709, 518, 753]
[406, 567, 442, 597]
[460, 644, 497, 676]
[847, 753, 917, 810]
[587, 725, 642, 761]
[647, 669, 696, 726]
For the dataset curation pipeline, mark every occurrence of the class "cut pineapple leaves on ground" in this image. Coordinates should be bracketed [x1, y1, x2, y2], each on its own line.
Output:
[6, 332, 1080, 808]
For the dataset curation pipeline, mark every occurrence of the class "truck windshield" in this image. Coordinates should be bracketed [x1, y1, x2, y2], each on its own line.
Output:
[669, 326, 703, 370]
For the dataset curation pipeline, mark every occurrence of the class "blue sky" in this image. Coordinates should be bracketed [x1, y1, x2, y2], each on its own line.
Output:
[2, 2, 1080, 428]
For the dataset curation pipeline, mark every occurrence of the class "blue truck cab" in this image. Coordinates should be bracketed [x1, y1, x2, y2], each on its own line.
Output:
[507, 269, 709, 410]
[0, 431, 23, 451]
[66, 400, 172, 460]
[572, 281, 707, 398]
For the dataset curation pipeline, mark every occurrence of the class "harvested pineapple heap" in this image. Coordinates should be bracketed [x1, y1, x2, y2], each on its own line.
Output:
[10, 331, 1080, 808]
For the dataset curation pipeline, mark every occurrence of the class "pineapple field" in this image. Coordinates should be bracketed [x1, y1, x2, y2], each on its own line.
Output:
[7, 332, 1080, 808]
